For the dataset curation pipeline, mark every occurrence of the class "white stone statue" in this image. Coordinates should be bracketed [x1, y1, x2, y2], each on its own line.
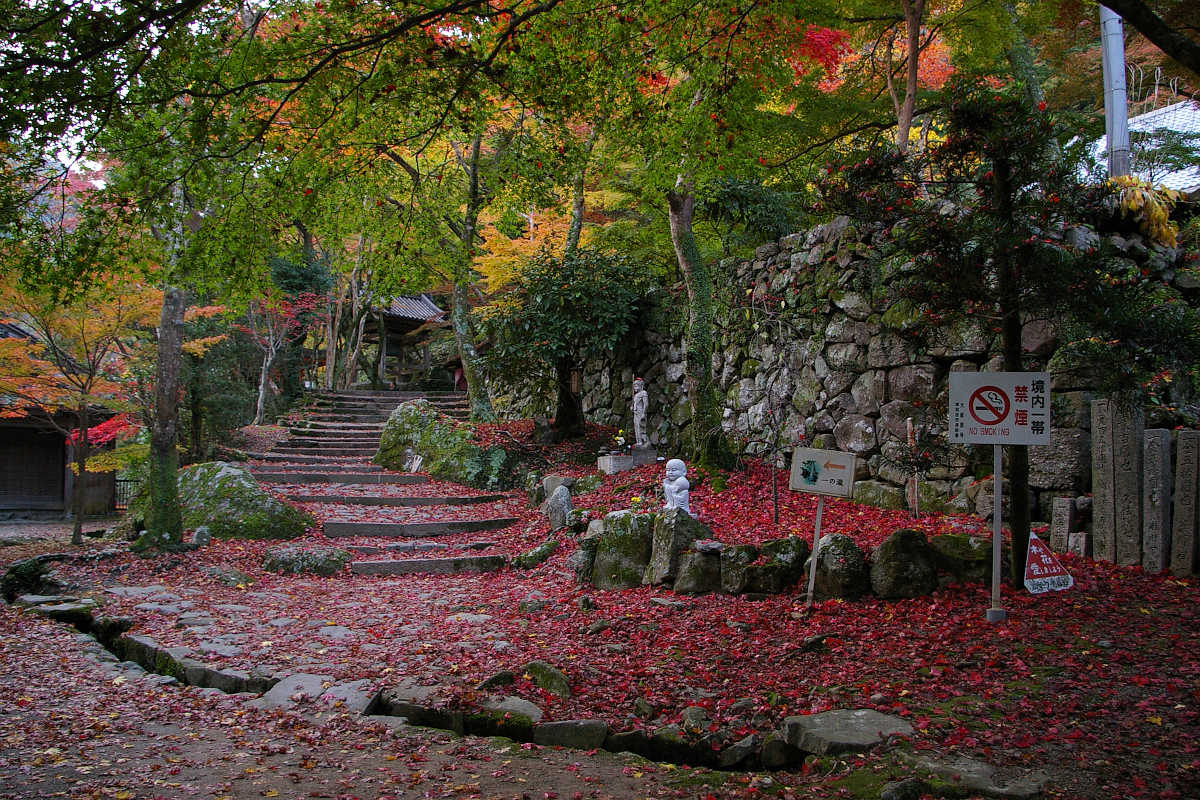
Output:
[662, 458, 692, 516]
[632, 377, 649, 448]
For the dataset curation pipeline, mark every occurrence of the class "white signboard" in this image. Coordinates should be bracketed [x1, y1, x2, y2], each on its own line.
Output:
[789, 448, 856, 498]
[949, 372, 1051, 446]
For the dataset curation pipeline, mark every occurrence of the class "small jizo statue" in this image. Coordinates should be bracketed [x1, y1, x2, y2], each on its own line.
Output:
[662, 458, 692, 516]
[632, 377, 649, 448]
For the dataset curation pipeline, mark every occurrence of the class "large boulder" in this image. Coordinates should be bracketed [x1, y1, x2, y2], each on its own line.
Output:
[720, 544, 759, 594]
[869, 529, 938, 599]
[811, 534, 870, 601]
[174, 462, 313, 540]
[590, 511, 654, 590]
[375, 400, 522, 489]
[542, 485, 573, 531]
[644, 508, 712, 586]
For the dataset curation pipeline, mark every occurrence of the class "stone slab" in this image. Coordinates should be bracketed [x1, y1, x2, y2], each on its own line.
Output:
[1049, 497, 1075, 553]
[1142, 429, 1172, 574]
[1171, 430, 1199, 576]
[1113, 403, 1144, 566]
[1091, 400, 1116, 562]
[349, 556, 507, 576]
[325, 518, 518, 538]
[533, 719, 609, 748]
[782, 709, 913, 755]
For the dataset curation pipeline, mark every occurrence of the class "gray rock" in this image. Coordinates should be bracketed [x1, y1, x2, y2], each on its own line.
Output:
[320, 679, 377, 714]
[523, 661, 570, 698]
[870, 529, 939, 599]
[318, 625, 355, 640]
[543, 485, 574, 531]
[783, 709, 913, 754]
[672, 551, 722, 594]
[719, 734, 758, 769]
[909, 754, 1049, 800]
[833, 414, 876, 454]
[720, 544, 758, 594]
[644, 507, 712, 586]
[1029, 428, 1090, 491]
[481, 695, 543, 724]
[591, 510, 654, 590]
[533, 719, 609, 748]
[250, 673, 335, 709]
[172, 461, 314, 540]
[887, 364, 937, 402]
[811, 534, 870, 601]
[542, 474, 576, 499]
[263, 545, 350, 576]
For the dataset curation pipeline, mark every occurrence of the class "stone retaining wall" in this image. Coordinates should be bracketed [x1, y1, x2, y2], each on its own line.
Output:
[503, 217, 1189, 523]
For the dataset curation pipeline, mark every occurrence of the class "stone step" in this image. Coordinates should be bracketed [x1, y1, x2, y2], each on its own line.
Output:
[323, 518, 518, 538]
[349, 555, 506, 576]
[305, 413, 392, 423]
[312, 391, 465, 400]
[347, 541, 496, 556]
[270, 446, 378, 457]
[278, 437, 382, 447]
[253, 472, 427, 485]
[281, 493, 506, 506]
[249, 453, 373, 465]
[248, 462, 383, 472]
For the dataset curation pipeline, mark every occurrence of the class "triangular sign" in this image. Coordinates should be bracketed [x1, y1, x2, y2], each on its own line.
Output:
[1024, 532, 1074, 593]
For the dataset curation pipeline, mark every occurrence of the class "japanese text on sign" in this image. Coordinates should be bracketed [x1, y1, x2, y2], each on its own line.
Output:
[789, 447, 857, 498]
[949, 372, 1051, 446]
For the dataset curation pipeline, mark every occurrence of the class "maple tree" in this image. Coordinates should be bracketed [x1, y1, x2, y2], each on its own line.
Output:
[484, 248, 646, 438]
[0, 275, 160, 545]
[240, 291, 323, 425]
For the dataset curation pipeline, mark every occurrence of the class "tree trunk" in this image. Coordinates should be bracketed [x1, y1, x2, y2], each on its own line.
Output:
[70, 404, 89, 546]
[253, 350, 273, 425]
[993, 159, 1032, 586]
[552, 357, 584, 438]
[666, 184, 728, 466]
[189, 361, 203, 460]
[893, 0, 924, 154]
[563, 129, 598, 260]
[454, 133, 495, 421]
[139, 286, 185, 549]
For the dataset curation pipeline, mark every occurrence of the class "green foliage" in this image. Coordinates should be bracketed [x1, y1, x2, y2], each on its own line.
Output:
[485, 248, 647, 378]
[376, 401, 523, 490]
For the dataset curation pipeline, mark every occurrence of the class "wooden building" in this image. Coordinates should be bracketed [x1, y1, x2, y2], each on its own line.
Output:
[361, 294, 458, 387]
[0, 320, 115, 517]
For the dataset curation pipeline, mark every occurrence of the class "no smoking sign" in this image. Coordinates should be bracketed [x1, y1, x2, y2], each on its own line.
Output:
[949, 372, 1050, 446]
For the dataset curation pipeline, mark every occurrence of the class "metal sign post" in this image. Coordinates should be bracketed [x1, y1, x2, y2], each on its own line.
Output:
[789, 447, 857, 610]
[949, 372, 1051, 623]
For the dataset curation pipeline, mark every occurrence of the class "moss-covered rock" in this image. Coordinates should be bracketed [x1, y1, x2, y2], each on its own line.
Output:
[811, 533, 870, 601]
[170, 462, 313, 541]
[513, 538, 559, 570]
[928, 534, 1008, 583]
[591, 510, 654, 590]
[720, 544, 758, 594]
[852, 479, 906, 511]
[673, 550, 722, 594]
[644, 508, 712, 587]
[375, 400, 522, 489]
[1, 558, 61, 603]
[869, 528, 938, 599]
[262, 545, 351, 576]
[522, 661, 571, 698]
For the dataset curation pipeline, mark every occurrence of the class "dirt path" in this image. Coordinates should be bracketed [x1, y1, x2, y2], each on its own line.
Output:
[1, 607, 786, 800]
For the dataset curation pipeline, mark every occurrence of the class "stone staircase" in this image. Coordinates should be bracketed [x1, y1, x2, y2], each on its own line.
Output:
[249, 390, 517, 577]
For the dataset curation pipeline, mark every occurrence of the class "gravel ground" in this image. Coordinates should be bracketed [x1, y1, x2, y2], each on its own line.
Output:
[0, 516, 121, 544]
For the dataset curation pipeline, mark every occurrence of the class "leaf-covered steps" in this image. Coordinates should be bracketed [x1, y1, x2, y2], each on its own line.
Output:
[349, 555, 506, 575]
[323, 518, 518, 538]
[283, 493, 505, 506]
[254, 472, 428, 485]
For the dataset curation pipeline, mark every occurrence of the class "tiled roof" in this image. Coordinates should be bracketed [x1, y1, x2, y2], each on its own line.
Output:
[382, 294, 444, 322]
[1095, 100, 1200, 194]
[0, 319, 34, 339]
